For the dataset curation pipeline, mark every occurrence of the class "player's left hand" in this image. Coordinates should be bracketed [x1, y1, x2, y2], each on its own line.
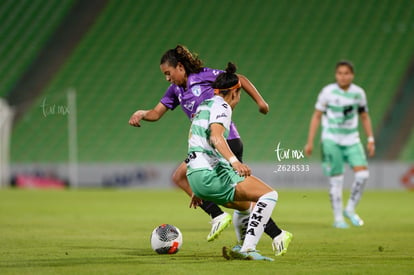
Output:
[258, 101, 269, 114]
[367, 141, 375, 157]
[189, 193, 203, 209]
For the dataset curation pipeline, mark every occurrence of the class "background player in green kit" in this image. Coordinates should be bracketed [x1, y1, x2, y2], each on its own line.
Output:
[187, 62, 290, 261]
[304, 61, 375, 229]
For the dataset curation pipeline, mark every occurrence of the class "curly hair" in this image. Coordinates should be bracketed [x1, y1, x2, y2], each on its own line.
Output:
[160, 45, 203, 74]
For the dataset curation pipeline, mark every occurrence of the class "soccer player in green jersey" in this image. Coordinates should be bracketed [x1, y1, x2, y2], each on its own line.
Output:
[305, 61, 375, 228]
[129, 45, 292, 255]
[187, 62, 290, 261]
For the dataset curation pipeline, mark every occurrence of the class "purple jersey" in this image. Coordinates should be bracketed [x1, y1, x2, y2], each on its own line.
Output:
[160, 67, 240, 140]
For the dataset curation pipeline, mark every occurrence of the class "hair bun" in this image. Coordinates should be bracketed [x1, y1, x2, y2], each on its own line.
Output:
[211, 62, 239, 91]
[225, 62, 237, 74]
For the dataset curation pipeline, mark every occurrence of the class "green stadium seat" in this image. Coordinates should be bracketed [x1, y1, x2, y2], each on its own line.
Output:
[7, 0, 414, 163]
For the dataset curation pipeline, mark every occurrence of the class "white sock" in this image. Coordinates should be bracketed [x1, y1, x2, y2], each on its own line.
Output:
[329, 175, 344, 222]
[233, 207, 251, 243]
[241, 191, 278, 252]
[346, 170, 369, 213]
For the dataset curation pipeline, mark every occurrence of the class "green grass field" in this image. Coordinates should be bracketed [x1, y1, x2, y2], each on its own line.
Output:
[0, 189, 413, 275]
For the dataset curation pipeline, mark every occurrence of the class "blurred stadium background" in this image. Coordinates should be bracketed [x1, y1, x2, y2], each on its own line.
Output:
[0, 0, 413, 189]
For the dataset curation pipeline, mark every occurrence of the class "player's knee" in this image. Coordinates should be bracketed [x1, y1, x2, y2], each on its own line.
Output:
[263, 190, 278, 202]
[329, 174, 344, 185]
[329, 175, 344, 195]
[355, 170, 369, 180]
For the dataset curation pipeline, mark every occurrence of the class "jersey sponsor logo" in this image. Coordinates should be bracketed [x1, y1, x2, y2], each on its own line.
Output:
[191, 85, 201, 96]
[216, 113, 227, 119]
[183, 100, 195, 111]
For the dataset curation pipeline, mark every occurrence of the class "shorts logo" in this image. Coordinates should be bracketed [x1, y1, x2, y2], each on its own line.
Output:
[191, 85, 201, 96]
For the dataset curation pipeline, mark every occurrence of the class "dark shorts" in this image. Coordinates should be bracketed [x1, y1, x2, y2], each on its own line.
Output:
[227, 138, 244, 162]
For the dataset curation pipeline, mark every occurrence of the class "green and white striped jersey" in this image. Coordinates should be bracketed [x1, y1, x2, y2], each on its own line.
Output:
[315, 83, 368, 146]
[187, 96, 232, 173]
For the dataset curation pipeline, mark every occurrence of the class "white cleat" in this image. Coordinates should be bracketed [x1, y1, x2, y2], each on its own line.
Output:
[344, 210, 364, 226]
[207, 212, 232, 241]
[272, 230, 293, 256]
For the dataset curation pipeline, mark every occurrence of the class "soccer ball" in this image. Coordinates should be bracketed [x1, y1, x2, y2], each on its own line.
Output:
[150, 224, 183, 254]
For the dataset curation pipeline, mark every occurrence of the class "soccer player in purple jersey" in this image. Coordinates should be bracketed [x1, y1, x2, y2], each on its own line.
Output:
[129, 45, 292, 255]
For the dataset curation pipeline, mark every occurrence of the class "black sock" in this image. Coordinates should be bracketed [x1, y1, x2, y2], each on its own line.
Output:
[264, 218, 282, 239]
[200, 200, 224, 219]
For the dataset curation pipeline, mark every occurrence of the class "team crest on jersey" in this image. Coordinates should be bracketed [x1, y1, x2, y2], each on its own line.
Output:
[191, 85, 202, 96]
[183, 100, 195, 111]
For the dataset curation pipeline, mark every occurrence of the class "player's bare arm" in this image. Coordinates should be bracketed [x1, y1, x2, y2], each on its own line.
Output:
[359, 112, 375, 157]
[129, 102, 168, 127]
[305, 109, 323, 156]
[237, 74, 269, 114]
[209, 123, 251, 177]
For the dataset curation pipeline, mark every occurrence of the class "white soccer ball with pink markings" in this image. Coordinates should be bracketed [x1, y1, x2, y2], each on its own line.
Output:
[150, 224, 183, 254]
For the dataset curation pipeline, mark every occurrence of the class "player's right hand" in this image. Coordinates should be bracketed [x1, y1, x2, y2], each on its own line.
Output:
[128, 110, 145, 127]
[304, 143, 313, 157]
[232, 162, 251, 177]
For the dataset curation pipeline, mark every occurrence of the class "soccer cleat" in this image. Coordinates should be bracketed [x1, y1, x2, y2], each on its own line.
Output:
[231, 244, 242, 252]
[343, 210, 364, 226]
[227, 248, 274, 261]
[333, 220, 350, 229]
[222, 244, 242, 260]
[207, 212, 232, 241]
[272, 230, 293, 256]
